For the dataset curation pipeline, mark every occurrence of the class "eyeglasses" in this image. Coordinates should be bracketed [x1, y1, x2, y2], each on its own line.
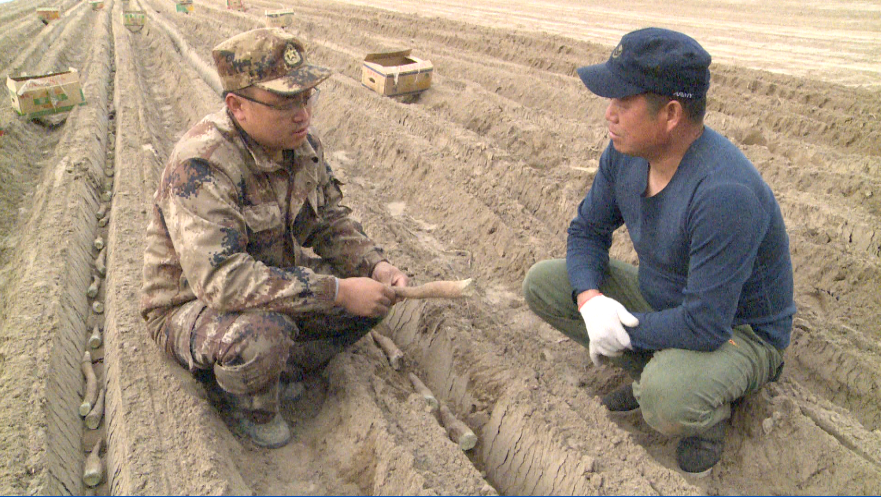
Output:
[234, 88, 320, 113]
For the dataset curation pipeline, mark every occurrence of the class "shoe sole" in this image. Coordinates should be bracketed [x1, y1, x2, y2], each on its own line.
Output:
[681, 467, 713, 478]
[250, 435, 292, 449]
[605, 405, 640, 415]
[230, 414, 292, 449]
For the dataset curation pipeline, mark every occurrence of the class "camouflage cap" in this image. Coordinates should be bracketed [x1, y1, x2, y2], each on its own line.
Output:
[212, 28, 332, 95]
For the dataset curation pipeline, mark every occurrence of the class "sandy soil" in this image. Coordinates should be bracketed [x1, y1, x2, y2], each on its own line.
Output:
[0, 0, 879, 495]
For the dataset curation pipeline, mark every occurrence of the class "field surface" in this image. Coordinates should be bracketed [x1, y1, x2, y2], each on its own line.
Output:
[0, 0, 879, 494]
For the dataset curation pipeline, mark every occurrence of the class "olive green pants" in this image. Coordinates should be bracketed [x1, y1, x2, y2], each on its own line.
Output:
[522, 258, 785, 437]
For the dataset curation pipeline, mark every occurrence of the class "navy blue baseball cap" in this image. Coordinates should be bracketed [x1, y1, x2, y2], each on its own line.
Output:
[577, 28, 711, 99]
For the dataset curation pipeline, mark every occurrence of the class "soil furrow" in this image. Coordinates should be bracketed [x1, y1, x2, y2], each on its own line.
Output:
[0, 2, 113, 493]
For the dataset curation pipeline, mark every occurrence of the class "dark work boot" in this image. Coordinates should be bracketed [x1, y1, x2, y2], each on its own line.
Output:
[676, 420, 726, 476]
[601, 383, 640, 412]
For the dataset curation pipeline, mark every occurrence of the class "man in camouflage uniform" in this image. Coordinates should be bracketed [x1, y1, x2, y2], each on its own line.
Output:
[140, 28, 408, 449]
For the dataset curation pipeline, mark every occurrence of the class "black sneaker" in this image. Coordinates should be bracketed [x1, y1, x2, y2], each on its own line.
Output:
[601, 383, 640, 412]
[676, 421, 726, 476]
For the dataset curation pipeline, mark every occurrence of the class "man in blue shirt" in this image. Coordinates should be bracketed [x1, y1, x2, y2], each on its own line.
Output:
[522, 28, 795, 475]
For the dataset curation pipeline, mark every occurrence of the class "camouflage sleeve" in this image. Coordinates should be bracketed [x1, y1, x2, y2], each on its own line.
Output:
[161, 157, 338, 314]
[295, 142, 386, 277]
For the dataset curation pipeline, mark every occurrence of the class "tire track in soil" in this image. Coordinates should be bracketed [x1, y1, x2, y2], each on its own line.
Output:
[1, 0, 880, 495]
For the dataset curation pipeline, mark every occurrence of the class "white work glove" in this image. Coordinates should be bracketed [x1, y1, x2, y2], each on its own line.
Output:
[578, 294, 639, 367]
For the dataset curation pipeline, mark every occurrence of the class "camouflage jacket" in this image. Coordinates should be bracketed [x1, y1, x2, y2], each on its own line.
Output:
[140, 107, 386, 333]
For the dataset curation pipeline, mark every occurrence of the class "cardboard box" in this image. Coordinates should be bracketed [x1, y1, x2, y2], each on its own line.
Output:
[227, 0, 244, 10]
[7, 69, 87, 118]
[175, 1, 194, 13]
[361, 50, 433, 97]
[265, 10, 293, 27]
[36, 8, 61, 23]
[89, 1, 104, 10]
[122, 10, 145, 30]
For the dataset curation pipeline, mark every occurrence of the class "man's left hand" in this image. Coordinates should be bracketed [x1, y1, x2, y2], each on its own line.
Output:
[371, 261, 409, 302]
[579, 294, 638, 367]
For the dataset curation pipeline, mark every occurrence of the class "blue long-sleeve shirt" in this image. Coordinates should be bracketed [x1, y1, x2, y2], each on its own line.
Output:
[567, 128, 795, 351]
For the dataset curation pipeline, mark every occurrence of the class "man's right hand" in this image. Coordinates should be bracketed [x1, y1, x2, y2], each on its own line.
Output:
[578, 294, 639, 367]
[335, 277, 396, 317]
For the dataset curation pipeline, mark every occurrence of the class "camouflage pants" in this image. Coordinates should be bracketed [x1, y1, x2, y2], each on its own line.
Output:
[155, 299, 380, 414]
